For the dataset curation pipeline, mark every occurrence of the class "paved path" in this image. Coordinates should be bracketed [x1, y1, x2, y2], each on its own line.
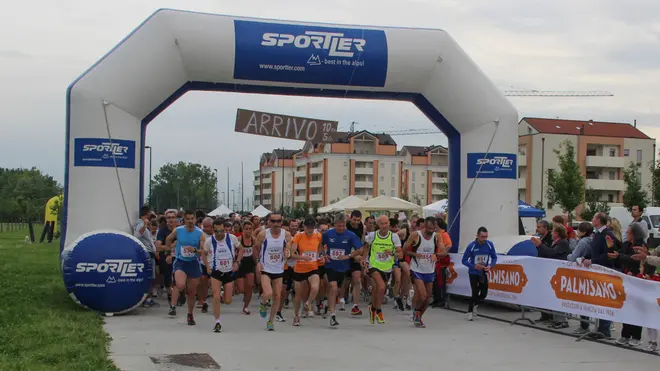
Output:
[106, 298, 658, 371]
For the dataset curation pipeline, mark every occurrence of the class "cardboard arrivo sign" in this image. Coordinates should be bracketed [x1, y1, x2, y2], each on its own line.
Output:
[234, 108, 338, 143]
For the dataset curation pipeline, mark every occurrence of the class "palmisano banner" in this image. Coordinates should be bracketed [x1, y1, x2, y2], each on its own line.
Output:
[446, 254, 660, 329]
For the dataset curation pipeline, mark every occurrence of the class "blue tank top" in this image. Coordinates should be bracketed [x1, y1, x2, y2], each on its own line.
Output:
[176, 226, 202, 261]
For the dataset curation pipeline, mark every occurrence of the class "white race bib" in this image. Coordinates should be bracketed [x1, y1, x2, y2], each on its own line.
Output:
[217, 258, 232, 270]
[243, 247, 253, 257]
[268, 250, 282, 264]
[376, 251, 390, 262]
[181, 246, 196, 258]
[475, 254, 488, 265]
[330, 248, 345, 260]
[419, 253, 433, 264]
[302, 251, 317, 260]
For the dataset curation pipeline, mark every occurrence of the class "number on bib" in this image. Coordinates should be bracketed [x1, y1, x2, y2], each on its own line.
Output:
[376, 252, 389, 262]
[181, 247, 195, 258]
[302, 251, 317, 260]
[330, 248, 345, 260]
[268, 251, 282, 264]
[243, 247, 253, 256]
[218, 259, 231, 269]
[420, 253, 432, 263]
[475, 255, 488, 265]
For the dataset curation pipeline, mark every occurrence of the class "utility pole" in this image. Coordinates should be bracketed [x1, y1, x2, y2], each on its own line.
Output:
[214, 168, 218, 207]
[241, 161, 244, 212]
[231, 190, 235, 211]
[145, 146, 152, 205]
[281, 147, 285, 215]
[226, 167, 230, 208]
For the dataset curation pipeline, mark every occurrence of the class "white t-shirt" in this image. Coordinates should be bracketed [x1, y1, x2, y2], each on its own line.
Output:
[204, 234, 240, 273]
[365, 231, 402, 247]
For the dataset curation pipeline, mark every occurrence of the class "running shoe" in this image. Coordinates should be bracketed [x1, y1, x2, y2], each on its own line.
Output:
[275, 312, 286, 322]
[418, 317, 426, 328]
[306, 303, 315, 318]
[293, 316, 301, 327]
[259, 303, 267, 319]
[213, 322, 222, 333]
[466, 312, 474, 321]
[351, 306, 362, 316]
[242, 307, 251, 315]
[187, 313, 196, 326]
[339, 298, 346, 312]
[396, 297, 404, 311]
[266, 320, 274, 331]
[368, 305, 375, 324]
[177, 294, 186, 306]
[413, 316, 423, 328]
[329, 315, 339, 327]
[168, 306, 176, 316]
[629, 339, 642, 347]
[572, 328, 589, 335]
[644, 341, 658, 352]
[201, 303, 209, 313]
[323, 304, 329, 319]
[615, 337, 629, 346]
[142, 299, 156, 308]
[376, 311, 385, 324]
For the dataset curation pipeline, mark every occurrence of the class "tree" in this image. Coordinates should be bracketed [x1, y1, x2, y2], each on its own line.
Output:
[147, 162, 218, 212]
[0, 167, 62, 221]
[534, 201, 545, 211]
[579, 188, 610, 221]
[436, 180, 448, 200]
[622, 162, 648, 211]
[293, 202, 309, 219]
[312, 201, 320, 216]
[411, 194, 424, 206]
[649, 159, 660, 206]
[546, 140, 584, 220]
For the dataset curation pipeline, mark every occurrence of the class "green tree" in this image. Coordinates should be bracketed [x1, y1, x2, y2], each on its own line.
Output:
[293, 202, 309, 219]
[534, 201, 545, 211]
[546, 140, 584, 220]
[622, 162, 648, 211]
[579, 188, 610, 221]
[411, 194, 424, 206]
[312, 201, 320, 215]
[649, 159, 660, 206]
[0, 167, 62, 221]
[436, 179, 448, 199]
[147, 162, 218, 212]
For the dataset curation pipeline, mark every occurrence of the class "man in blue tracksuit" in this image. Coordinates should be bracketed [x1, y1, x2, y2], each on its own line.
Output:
[462, 226, 497, 321]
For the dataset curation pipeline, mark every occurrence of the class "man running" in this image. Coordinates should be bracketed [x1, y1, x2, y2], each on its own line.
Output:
[362, 215, 402, 324]
[346, 210, 365, 315]
[323, 213, 363, 326]
[462, 227, 497, 321]
[236, 221, 256, 315]
[197, 217, 213, 313]
[404, 217, 446, 328]
[254, 213, 292, 331]
[204, 219, 242, 332]
[165, 210, 206, 325]
[156, 209, 178, 303]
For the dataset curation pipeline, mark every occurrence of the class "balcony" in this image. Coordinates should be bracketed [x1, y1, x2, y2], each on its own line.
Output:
[310, 194, 322, 202]
[586, 178, 625, 191]
[354, 181, 372, 189]
[310, 166, 323, 175]
[518, 178, 526, 189]
[295, 183, 306, 190]
[262, 188, 272, 194]
[518, 155, 526, 167]
[309, 180, 323, 189]
[253, 178, 260, 186]
[355, 167, 373, 175]
[262, 177, 271, 184]
[295, 170, 306, 178]
[431, 188, 445, 195]
[262, 199, 272, 205]
[295, 195, 306, 203]
[586, 156, 624, 168]
[432, 176, 447, 183]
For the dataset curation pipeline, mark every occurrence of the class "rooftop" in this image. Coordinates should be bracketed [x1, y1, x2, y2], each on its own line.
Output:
[522, 117, 652, 139]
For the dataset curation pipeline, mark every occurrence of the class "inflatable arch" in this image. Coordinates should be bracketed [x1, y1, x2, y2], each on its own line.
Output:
[63, 9, 518, 312]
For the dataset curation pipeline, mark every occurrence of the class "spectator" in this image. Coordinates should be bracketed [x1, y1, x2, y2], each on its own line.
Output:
[553, 215, 576, 250]
[134, 205, 157, 307]
[610, 223, 646, 347]
[431, 218, 452, 308]
[583, 212, 616, 338]
[630, 205, 650, 243]
[607, 217, 623, 244]
[537, 224, 570, 329]
[570, 222, 595, 335]
[531, 220, 553, 249]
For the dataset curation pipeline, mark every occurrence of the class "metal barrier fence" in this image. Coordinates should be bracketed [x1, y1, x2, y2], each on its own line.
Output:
[0, 223, 30, 233]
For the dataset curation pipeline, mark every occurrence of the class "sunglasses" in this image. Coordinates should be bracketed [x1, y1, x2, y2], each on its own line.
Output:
[271, 219, 283, 223]
[214, 229, 225, 233]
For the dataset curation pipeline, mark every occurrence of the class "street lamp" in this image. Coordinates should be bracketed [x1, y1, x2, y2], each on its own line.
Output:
[221, 192, 225, 206]
[214, 168, 218, 207]
[231, 190, 235, 211]
[145, 146, 152, 205]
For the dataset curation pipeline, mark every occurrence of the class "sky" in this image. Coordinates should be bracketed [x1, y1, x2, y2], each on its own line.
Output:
[1, 0, 659, 208]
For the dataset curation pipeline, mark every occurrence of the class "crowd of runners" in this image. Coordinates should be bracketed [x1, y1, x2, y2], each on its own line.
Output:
[134, 206, 473, 332]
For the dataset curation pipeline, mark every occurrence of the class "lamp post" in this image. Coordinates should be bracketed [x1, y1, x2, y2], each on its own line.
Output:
[145, 146, 152, 205]
[221, 192, 225, 206]
[214, 168, 218, 207]
[231, 190, 235, 211]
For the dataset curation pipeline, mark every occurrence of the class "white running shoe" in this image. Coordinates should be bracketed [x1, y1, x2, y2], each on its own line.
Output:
[466, 312, 474, 321]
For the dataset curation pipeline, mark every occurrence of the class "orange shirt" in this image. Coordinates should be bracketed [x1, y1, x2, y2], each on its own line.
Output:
[293, 232, 322, 273]
[440, 230, 452, 249]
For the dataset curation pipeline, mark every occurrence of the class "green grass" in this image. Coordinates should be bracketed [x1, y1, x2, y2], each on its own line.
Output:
[0, 229, 119, 371]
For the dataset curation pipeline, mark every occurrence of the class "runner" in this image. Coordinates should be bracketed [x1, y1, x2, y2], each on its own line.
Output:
[165, 210, 207, 325]
[315, 219, 330, 316]
[397, 223, 413, 311]
[197, 217, 213, 313]
[203, 219, 242, 332]
[254, 213, 292, 331]
[276, 219, 299, 321]
[236, 220, 256, 315]
[323, 213, 363, 326]
[362, 215, 402, 324]
[389, 218, 404, 311]
[346, 210, 365, 315]
[404, 217, 446, 328]
[156, 209, 178, 303]
[288, 217, 322, 325]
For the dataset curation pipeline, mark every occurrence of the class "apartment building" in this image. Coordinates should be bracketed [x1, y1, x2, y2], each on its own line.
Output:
[518, 117, 655, 219]
[400, 145, 449, 205]
[252, 130, 452, 209]
[253, 149, 297, 211]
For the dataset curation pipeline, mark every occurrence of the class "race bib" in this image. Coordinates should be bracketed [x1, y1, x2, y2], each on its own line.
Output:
[302, 251, 317, 260]
[330, 248, 345, 260]
[475, 255, 488, 265]
[180, 246, 196, 258]
[217, 258, 232, 270]
[243, 247, 253, 257]
[376, 251, 390, 262]
[419, 253, 433, 264]
[268, 251, 282, 264]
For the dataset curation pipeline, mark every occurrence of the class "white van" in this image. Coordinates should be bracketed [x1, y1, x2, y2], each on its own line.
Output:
[608, 206, 656, 242]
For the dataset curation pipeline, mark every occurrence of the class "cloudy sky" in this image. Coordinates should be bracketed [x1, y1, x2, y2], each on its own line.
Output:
[1, 0, 659, 207]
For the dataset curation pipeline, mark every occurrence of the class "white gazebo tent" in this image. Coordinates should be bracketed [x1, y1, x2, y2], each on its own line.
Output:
[423, 199, 448, 217]
[358, 196, 423, 215]
[318, 195, 366, 214]
[251, 205, 271, 218]
[207, 204, 233, 217]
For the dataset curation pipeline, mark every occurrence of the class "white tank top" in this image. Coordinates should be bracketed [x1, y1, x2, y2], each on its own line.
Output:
[410, 231, 436, 274]
[261, 229, 286, 274]
[208, 235, 236, 273]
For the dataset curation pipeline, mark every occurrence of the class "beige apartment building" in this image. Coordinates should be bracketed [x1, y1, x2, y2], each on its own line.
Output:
[252, 131, 450, 210]
[518, 117, 655, 219]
